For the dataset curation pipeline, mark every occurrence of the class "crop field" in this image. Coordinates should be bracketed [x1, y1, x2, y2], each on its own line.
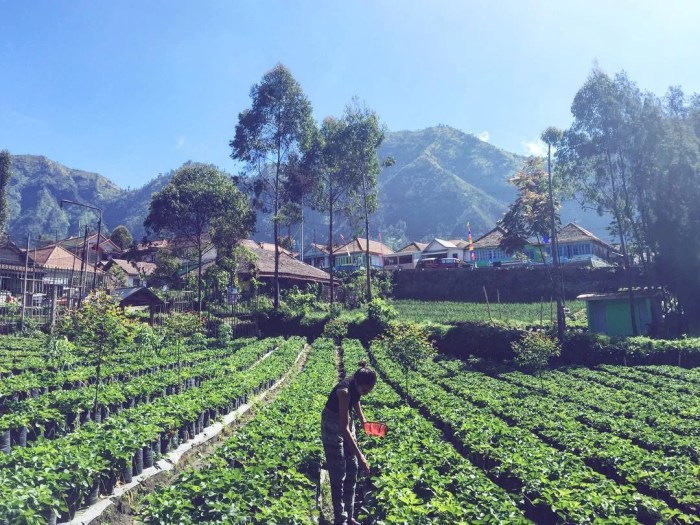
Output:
[139, 337, 700, 524]
[393, 299, 587, 326]
[0, 334, 307, 523]
[1, 333, 699, 524]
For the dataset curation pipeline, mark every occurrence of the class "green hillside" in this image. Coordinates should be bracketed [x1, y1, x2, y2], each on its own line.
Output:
[5, 127, 609, 247]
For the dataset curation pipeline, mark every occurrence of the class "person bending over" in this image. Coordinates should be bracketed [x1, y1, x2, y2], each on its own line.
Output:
[321, 360, 377, 525]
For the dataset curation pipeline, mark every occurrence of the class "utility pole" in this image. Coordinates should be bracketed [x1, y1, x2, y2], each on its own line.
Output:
[60, 200, 103, 294]
[20, 233, 29, 331]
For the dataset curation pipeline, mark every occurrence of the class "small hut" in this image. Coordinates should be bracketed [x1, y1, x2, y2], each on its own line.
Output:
[577, 290, 660, 337]
[111, 287, 165, 324]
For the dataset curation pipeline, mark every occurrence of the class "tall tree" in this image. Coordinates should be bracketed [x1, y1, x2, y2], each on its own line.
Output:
[309, 117, 361, 311]
[556, 69, 652, 336]
[499, 155, 565, 338]
[144, 162, 254, 310]
[343, 100, 386, 302]
[541, 127, 566, 343]
[230, 63, 314, 309]
[647, 88, 700, 333]
[0, 150, 12, 237]
[499, 156, 560, 257]
[110, 224, 133, 250]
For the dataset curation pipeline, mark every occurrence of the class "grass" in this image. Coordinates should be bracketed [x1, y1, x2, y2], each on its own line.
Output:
[393, 299, 587, 327]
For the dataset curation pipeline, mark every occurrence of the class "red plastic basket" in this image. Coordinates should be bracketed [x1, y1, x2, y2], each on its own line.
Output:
[363, 421, 388, 437]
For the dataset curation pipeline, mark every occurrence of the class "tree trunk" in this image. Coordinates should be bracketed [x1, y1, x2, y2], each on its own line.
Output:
[606, 151, 638, 336]
[197, 247, 203, 312]
[362, 173, 372, 302]
[329, 195, 334, 312]
[365, 209, 371, 303]
[273, 162, 281, 310]
[547, 145, 566, 343]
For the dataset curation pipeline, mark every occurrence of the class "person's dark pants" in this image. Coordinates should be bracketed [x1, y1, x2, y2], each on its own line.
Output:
[321, 408, 358, 525]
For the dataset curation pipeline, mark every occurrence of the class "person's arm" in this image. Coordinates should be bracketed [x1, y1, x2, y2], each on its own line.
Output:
[354, 400, 368, 427]
[338, 389, 370, 474]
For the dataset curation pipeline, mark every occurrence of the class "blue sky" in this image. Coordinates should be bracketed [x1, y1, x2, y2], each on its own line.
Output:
[1, 0, 699, 189]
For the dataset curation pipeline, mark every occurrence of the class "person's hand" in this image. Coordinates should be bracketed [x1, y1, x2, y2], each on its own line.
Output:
[359, 454, 371, 475]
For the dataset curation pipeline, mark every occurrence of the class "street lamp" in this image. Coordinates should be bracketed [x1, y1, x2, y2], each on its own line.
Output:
[60, 200, 103, 291]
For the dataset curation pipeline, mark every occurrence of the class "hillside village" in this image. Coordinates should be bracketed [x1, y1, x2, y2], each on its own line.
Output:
[2, 3, 700, 523]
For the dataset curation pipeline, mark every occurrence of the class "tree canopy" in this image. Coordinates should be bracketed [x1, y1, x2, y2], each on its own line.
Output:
[109, 224, 133, 250]
[144, 162, 254, 310]
[230, 63, 314, 309]
[557, 68, 700, 334]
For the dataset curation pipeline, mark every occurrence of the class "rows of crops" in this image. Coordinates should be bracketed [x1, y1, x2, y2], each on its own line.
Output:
[2, 331, 698, 523]
[369, 346, 700, 523]
[393, 299, 587, 326]
[140, 339, 532, 524]
[0, 335, 306, 523]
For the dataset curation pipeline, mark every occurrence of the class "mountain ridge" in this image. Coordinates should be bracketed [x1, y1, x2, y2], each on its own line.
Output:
[4, 126, 610, 248]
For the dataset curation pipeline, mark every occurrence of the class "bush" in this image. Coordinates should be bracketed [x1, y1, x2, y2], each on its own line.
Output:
[323, 317, 348, 344]
[283, 285, 324, 316]
[512, 331, 561, 373]
[367, 298, 398, 331]
[216, 322, 233, 348]
[374, 321, 436, 399]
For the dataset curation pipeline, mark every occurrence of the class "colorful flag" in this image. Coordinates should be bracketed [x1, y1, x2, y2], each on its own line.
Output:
[468, 222, 476, 261]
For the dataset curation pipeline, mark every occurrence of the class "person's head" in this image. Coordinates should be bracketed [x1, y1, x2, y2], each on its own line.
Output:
[353, 360, 377, 395]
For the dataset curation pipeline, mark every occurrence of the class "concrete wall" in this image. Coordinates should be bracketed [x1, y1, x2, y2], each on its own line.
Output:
[392, 266, 646, 302]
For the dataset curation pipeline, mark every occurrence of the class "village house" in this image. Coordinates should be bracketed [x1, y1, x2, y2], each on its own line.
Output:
[471, 226, 533, 267]
[419, 238, 471, 264]
[102, 258, 157, 288]
[383, 242, 427, 269]
[182, 239, 332, 294]
[303, 237, 394, 271]
[56, 232, 123, 265]
[548, 223, 619, 266]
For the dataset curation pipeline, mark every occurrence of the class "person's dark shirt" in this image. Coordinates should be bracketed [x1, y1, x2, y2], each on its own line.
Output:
[324, 376, 360, 415]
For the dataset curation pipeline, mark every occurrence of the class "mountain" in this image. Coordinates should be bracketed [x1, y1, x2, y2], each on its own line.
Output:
[376, 126, 523, 243]
[5, 127, 610, 248]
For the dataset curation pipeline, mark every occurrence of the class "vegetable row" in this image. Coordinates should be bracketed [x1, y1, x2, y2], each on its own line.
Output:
[369, 344, 697, 524]
[140, 337, 336, 524]
[342, 340, 530, 524]
[0, 336, 305, 524]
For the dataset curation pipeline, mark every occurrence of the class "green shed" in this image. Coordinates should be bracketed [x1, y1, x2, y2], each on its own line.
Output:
[577, 291, 658, 337]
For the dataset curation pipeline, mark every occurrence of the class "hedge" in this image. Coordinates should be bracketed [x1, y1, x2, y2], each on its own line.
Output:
[257, 310, 700, 368]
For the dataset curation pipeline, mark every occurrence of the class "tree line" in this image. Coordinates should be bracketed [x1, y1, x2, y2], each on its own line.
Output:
[501, 67, 700, 336]
[145, 64, 386, 310]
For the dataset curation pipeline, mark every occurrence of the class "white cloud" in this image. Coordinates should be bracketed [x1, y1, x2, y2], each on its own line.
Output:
[522, 139, 547, 157]
[176, 136, 186, 150]
[477, 131, 490, 142]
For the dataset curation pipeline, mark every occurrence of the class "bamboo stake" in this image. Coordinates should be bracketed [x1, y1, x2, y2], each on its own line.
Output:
[483, 286, 492, 324]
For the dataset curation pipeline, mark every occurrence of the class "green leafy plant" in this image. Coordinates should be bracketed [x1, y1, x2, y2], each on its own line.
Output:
[511, 331, 561, 375]
[376, 321, 435, 399]
[367, 297, 398, 331]
[323, 317, 348, 345]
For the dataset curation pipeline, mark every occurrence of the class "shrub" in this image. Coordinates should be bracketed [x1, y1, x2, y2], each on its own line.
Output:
[283, 285, 323, 316]
[216, 322, 233, 348]
[375, 321, 436, 399]
[367, 298, 398, 331]
[323, 317, 348, 344]
[512, 331, 561, 373]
